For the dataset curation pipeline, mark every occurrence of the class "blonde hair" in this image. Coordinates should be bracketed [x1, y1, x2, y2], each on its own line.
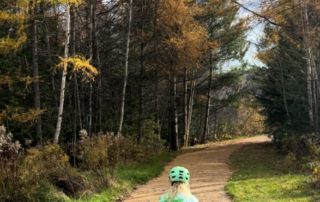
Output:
[164, 181, 192, 201]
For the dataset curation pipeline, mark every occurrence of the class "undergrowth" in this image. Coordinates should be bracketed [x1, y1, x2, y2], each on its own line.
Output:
[0, 124, 172, 202]
[226, 142, 320, 202]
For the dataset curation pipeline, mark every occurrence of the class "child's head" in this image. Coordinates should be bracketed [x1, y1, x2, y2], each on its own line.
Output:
[164, 166, 192, 200]
[169, 166, 190, 185]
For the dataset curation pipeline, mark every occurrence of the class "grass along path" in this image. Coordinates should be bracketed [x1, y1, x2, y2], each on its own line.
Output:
[226, 142, 320, 202]
[67, 152, 181, 202]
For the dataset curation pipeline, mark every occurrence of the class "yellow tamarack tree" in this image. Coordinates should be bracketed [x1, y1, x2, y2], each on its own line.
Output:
[155, 0, 210, 150]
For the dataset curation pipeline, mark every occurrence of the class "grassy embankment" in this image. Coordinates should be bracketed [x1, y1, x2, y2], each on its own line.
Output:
[226, 143, 320, 202]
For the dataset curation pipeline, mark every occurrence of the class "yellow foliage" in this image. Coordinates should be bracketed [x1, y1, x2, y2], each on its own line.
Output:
[0, 11, 27, 25]
[233, 97, 266, 137]
[0, 0, 82, 55]
[157, 0, 210, 71]
[42, 0, 82, 6]
[19, 75, 42, 89]
[0, 107, 45, 124]
[313, 167, 320, 179]
[266, 29, 279, 46]
[18, 143, 85, 199]
[0, 75, 14, 88]
[22, 144, 69, 173]
[0, 33, 27, 55]
[15, 0, 82, 7]
[256, 50, 275, 64]
[55, 55, 98, 82]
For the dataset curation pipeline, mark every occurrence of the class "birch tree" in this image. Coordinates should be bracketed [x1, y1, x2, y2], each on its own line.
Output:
[54, 0, 98, 143]
[118, 0, 132, 136]
[54, 4, 71, 144]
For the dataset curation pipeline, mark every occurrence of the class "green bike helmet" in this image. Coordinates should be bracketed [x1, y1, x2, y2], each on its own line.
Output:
[169, 166, 190, 183]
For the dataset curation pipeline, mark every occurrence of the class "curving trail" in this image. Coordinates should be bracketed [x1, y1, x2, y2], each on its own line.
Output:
[124, 136, 270, 202]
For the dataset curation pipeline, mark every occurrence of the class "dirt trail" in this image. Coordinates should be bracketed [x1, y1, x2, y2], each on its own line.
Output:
[124, 136, 270, 202]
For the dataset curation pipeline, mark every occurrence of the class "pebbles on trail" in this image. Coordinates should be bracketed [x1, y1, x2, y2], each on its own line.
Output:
[124, 136, 270, 202]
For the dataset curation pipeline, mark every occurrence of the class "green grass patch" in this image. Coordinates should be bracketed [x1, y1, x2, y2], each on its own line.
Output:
[226, 143, 320, 202]
[67, 151, 181, 202]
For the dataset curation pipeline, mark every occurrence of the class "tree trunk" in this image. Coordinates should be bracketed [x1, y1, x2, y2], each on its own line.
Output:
[54, 4, 70, 144]
[155, 70, 160, 137]
[186, 70, 196, 146]
[71, 6, 82, 130]
[301, 0, 314, 128]
[202, 51, 213, 143]
[213, 107, 218, 139]
[171, 74, 179, 151]
[70, 5, 83, 130]
[88, 0, 93, 136]
[30, 2, 42, 145]
[137, 43, 144, 144]
[312, 63, 319, 133]
[279, 58, 290, 119]
[118, 0, 132, 136]
[137, 1, 145, 143]
[154, 1, 160, 137]
[44, 9, 57, 108]
[183, 68, 188, 147]
[92, 0, 102, 132]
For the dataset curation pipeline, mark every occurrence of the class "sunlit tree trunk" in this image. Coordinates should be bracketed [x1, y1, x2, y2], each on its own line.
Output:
[300, 0, 314, 128]
[54, 4, 70, 144]
[119, 0, 132, 136]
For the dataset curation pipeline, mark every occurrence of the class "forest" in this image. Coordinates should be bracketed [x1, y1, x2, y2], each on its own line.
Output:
[0, 0, 320, 201]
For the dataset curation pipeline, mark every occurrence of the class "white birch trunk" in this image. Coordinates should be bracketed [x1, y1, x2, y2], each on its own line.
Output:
[118, 0, 132, 136]
[54, 4, 70, 144]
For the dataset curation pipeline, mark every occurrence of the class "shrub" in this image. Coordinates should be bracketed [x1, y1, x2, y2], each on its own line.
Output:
[76, 130, 119, 171]
[119, 134, 166, 164]
[0, 125, 85, 202]
[283, 152, 298, 169]
[19, 143, 85, 200]
[0, 125, 23, 201]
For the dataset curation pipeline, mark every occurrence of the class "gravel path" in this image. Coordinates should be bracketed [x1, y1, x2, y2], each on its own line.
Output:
[124, 136, 270, 202]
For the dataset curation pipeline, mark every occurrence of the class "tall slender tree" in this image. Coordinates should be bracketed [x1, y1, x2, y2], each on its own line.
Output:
[118, 0, 132, 136]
